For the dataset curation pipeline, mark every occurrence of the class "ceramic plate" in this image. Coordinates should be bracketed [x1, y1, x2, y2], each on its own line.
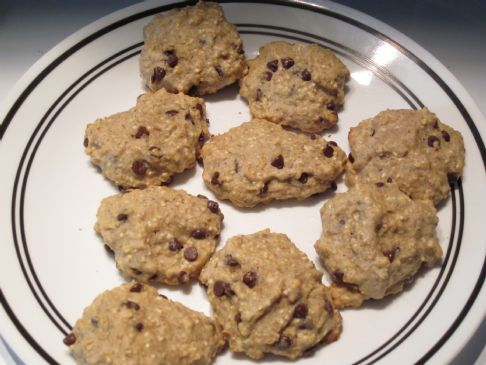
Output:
[1, 1, 485, 364]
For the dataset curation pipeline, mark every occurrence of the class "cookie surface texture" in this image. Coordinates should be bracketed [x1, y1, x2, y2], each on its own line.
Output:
[200, 229, 342, 360]
[84, 88, 209, 189]
[346, 108, 465, 205]
[140, 1, 246, 95]
[95, 186, 223, 285]
[240, 41, 349, 132]
[201, 119, 347, 207]
[314, 184, 442, 308]
[66, 282, 224, 365]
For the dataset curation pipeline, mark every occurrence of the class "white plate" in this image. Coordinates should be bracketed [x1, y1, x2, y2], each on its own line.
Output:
[0, 1, 485, 364]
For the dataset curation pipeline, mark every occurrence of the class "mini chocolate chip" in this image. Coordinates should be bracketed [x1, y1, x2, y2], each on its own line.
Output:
[243, 271, 257, 288]
[276, 335, 292, 349]
[165, 110, 178, 116]
[301, 69, 311, 81]
[333, 270, 344, 283]
[348, 153, 355, 163]
[427, 135, 440, 147]
[293, 303, 308, 318]
[104, 244, 114, 254]
[370, 128, 376, 137]
[310, 133, 317, 140]
[255, 88, 262, 101]
[299, 173, 309, 184]
[130, 283, 143, 293]
[267, 59, 278, 72]
[131, 268, 142, 275]
[225, 254, 240, 267]
[134, 126, 149, 138]
[166, 54, 178, 67]
[281, 57, 294, 69]
[132, 160, 148, 176]
[134, 322, 144, 332]
[324, 300, 333, 314]
[184, 247, 198, 261]
[376, 182, 385, 187]
[151, 67, 166, 83]
[123, 300, 140, 310]
[163, 49, 175, 56]
[188, 85, 198, 96]
[259, 181, 269, 196]
[214, 65, 224, 77]
[441, 130, 450, 142]
[330, 181, 337, 191]
[328, 141, 337, 147]
[211, 172, 222, 185]
[63, 333, 76, 346]
[323, 145, 334, 158]
[235, 313, 242, 323]
[326, 101, 336, 111]
[191, 229, 207, 239]
[207, 200, 220, 214]
[264, 71, 273, 81]
[117, 213, 128, 221]
[387, 177, 393, 183]
[168, 239, 183, 251]
[83, 137, 89, 147]
[383, 247, 400, 263]
[271, 154, 284, 169]
[178, 271, 189, 284]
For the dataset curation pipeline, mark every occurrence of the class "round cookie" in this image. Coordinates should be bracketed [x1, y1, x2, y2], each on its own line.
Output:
[314, 184, 442, 308]
[95, 186, 223, 285]
[64, 282, 225, 365]
[84, 88, 209, 189]
[140, 1, 247, 96]
[239, 41, 349, 132]
[201, 119, 347, 207]
[346, 108, 465, 205]
[200, 229, 342, 360]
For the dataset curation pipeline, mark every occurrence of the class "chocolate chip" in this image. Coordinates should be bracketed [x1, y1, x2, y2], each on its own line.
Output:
[188, 85, 198, 96]
[387, 177, 393, 183]
[328, 141, 338, 147]
[255, 88, 262, 101]
[166, 54, 178, 67]
[330, 181, 337, 191]
[117, 213, 128, 221]
[191, 229, 207, 239]
[123, 300, 140, 310]
[324, 300, 333, 314]
[63, 333, 76, 346]
[214, 65, 224, 77]
[184, 247, 198, 262]
[225, 254, 240, 267]
[149, 273, 158, 280]
[301, 69, 311, 81]
[243, 271, 257, 288]
[130, 283, 143, 293]
[104, 244, 114, 254]
[264, 71, 273, 81]
[427, 135, 440, 147]
[271, 154, 284, 169]
[441, 130, 450, 142]
[165, 110, 178, 116]
[310, 133, 317, 140]
[348, 153, 355, 163]
[333, 270, 344, 283]
[267, 59, 278, 72]
[211, 172, 222, 185]
[376, 182, 385, 187]
[259, 181, 269, 196]
[214, 281, 234, 297]
[83, 137, 89, 147]
[168, 239, 183, 251]
[293, 303, 308, 318]
[237, 44, 245, 54]
[370, 128, 376, 137]
[281, 57, 294, 69]
[164, 49, 175, 56]
[132, 160, 148, 176]
[131, 268, 142, 275]
[326, 101, 336, 111]
[185, 112, 193, 123]
[235, 313, 242, 323]
[433, 120, 439, 129]
[134, 322, 144, 332]
[276, 335, 292, 349]
[151, 67, 166, 83]
[375, 223, 382, 232]
[134, 126, 149, 138]
[207, 200, 220, 214]
[323, 145, 334, 158]
[298, 173, 309, 184]
[178, 271, 189, 284]
[383, 247, 400, 263]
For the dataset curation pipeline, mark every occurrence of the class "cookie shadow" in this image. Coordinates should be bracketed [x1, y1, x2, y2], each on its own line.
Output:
[204, 83, 240, 103]
[170, 166, 198, 187]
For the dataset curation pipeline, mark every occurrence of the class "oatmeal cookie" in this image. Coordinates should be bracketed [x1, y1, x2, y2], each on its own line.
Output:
[95, 186, 223, 285]
[201, 119, 347, 207]
[314, 184, 442, 308]
[239, 41, 349, 132]
[140, 1, 246, 95]
[64, 282, 224, 365]
[200, 229, 342, 360]
[84, 88, 209, 189]
[346, 108, 465, 205]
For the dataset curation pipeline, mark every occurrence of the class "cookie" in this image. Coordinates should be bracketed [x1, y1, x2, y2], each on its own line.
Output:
[65, 282, 224, 365]
[140, 1, 247, 96]
[346, 108, 465, 205]
[201, 119, 347, 207]
[84, 88, 209, 189]
[200, 229, 342, 360]
[314, 184, 442, 308]
[239, 41, 349, 132]
[95, 186, 223, 285]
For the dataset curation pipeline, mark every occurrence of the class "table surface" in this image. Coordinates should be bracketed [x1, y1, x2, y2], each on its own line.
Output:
[0, 1, 484, 364]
